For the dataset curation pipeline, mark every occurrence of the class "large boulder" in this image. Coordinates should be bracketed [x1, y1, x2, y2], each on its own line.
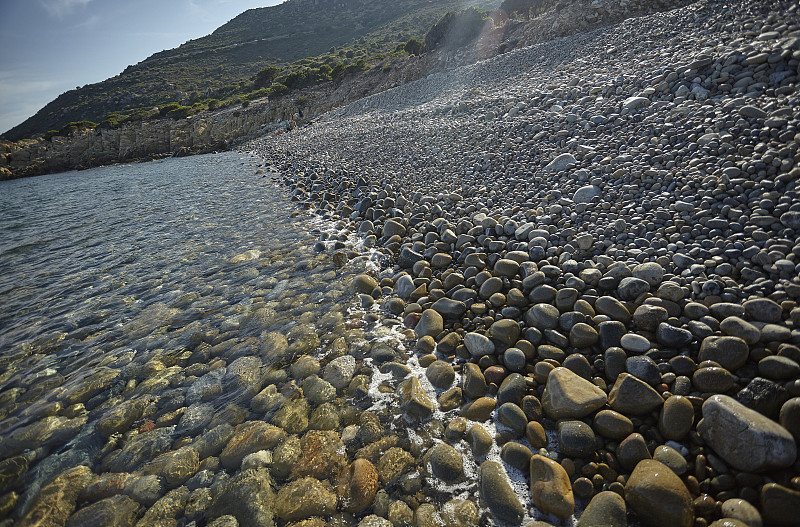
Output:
[542, 367, 607, 419]
[697, 395, 797, 472]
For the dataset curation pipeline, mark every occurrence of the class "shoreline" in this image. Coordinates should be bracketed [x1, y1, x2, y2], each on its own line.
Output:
[247, 0, 800, 523]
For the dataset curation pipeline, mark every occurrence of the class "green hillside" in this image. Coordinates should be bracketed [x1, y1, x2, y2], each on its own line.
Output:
[3, 0, 498, 141]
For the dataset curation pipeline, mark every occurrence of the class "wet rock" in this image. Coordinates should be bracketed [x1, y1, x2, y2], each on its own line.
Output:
[759, 356, 800, 380]
[461, 396, 496, 421]
[618, 433, 651, 471]
[426, 360, 456, 388]
[697, 395, 797, 472]
[272, 397, 310, 434]
[529, 455, 574, 520]
[558, 420, 597, 458]
[488, 319, 520, 346]
[464, 332, 495, 357]
[324, 355, 356, 390]
[294, 430, 347, 480]
[105, 427, 174, 473]
[438, 387, 463, 411]
[780, 398, 800, 442]
[500, 442, 532, 472]
[743, 298, 782, 324]
[352, 274, 378, 294]
[462, 363, 487, 399]
[17, 466, 94, 527]
[275, 477, 336, 522]
[376, 447, 414, 485]
[720, 499, 762, 527]
[428, 442, 464, 483]
[497, 402, 528, 437]
[693, 367, 734, 393]
[134, 485, 189, 526]
[594, 409, 634, 439]
[0, 415, 87, 458]
[96, 397, 152, 438]
[496, 373, 527, 405]
[220, 422, 286, 470]
[652, 445, 687, 476]
[431, 297, 467, 318]
[480, 460, 524, 524]
[192, 423, 234, 459]
[466, 424, 493, 456]
[143, 446, 199, 487]
[698, 336, 750, 371]
[578, 491, 627, 527]
[658, 396, 694, 441]
[609, 373, 664, 415]
[337, 458, 379, 514]
[759, 483, 800, 526]
[625, 459, 693, 527]
[65, 494, 141, 527]
[415, 309, 443, 338]
[397, 376, 435, 421]
[736, 377, 791, 419]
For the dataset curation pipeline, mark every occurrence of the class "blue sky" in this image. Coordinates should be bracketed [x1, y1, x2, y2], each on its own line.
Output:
[0, 0, 283, 135]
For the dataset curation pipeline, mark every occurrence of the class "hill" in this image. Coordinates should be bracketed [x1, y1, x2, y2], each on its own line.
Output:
[2, 0, 499, 141]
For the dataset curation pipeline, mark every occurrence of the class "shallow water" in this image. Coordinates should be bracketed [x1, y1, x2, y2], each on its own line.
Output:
[0, 152, 389, 521]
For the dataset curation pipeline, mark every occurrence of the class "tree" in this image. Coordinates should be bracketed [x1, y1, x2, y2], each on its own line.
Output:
[253, 66, 281, 89]
[403, 38, 423, 56]
[500, 0, 535, 19]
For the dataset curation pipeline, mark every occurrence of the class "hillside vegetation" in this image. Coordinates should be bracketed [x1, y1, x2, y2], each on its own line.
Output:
[2, 0, 499, 141]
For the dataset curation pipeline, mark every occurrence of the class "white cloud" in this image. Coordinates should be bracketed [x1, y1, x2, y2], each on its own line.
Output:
[38, 0, 94, 19]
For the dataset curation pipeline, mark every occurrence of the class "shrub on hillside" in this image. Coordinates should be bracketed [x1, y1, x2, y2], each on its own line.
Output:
[403, 38, 423, 55]
[269, 83, 289, 98]
[59, 121, 98, 136]
[254, 65, 281, 89]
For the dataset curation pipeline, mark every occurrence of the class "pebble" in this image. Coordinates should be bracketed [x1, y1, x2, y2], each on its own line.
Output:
[577, 491, 627, 527]
[542, 367, 607, 419]
[337, 459, 379, 513]
[397, 376, 435, 421]
[558, 420, 597, 458]
[207, 468, 275, 527]
[415, 309, 443, 338]
[698, 395, 797, 472]
[620, 333, 650, 353]
[699, 336, 750, 371]
[653, 445, 688, 476]
[461, 396, 496, 421]
[609, 373, 664, 415]
[426, 360, 456, 388]
[275, 476, 337, 521]
[529, 454, 575, 520]
[625, 459, 694, 527]
[760, 483, 800, 526]
[593, 409, 634, 439]
[720, 498, 763, 527]
[428, 442, 464, 483]
[658, 395, 694, 441]
[618, 432, 652, 471]
[479, 460, 524, 524]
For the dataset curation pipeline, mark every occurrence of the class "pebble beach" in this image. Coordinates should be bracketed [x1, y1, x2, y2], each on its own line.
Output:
[250, 0, 800, 524]
[3, 0, 800, 526]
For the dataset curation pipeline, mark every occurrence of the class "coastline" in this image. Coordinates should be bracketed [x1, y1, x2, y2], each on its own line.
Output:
[0, 0, 798, 524]
[246, 0, 800, 523]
